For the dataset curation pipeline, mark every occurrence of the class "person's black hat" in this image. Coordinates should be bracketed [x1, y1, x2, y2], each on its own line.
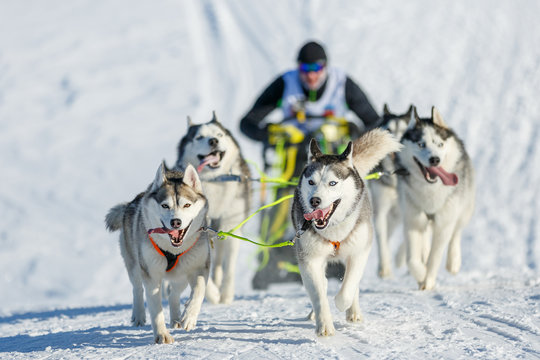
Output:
[297, 41, 327, 63]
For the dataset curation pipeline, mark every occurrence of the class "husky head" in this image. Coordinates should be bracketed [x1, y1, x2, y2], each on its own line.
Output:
[297, 140, 363, 231]
[176, 112, 241, 180]
[146, 162, 207, 247]
[399, 107, 459, 186]
[382, 104, 414, 140]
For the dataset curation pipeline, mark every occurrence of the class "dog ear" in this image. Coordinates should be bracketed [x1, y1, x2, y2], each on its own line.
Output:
[431, 106, 449, 129]
[183, 164, 203, 193]
[308, 138, 323, 162]
[383, 103, 390, 115]
[405, 104, 414, 119]
[339, 141, 353, 166]
[151, 162, 167, 191]
[187, 116, 194, 128]
[406, 106, 420, 131]
[211, 111, 219, 124]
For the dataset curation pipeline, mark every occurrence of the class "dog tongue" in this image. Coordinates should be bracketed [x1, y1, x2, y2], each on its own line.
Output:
[197, 154, 220, 173]
[304, 205, 332, 221]
[148, 227, 182, 239]
[427, 166, 458, 186]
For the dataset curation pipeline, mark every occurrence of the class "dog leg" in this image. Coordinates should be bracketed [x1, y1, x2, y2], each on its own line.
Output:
[404, 212, 429, 284]
[143, 277, 173, 344]
[421, 222, 455, 290]
[446, 227, 463, 275]
[169, 279, 188, 328]
[335, 250, 369, 312]
[181, 270, 208, 331]
[298, 257, 335, 336]
[205, 277, 221, 304]
[219, 236, 239, 304]
[129, 271, 146, 327]
[345, 288, 363, 323]
[375, 206, 392, 278]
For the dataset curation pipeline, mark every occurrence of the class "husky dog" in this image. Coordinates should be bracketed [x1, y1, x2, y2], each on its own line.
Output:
[175, 112, 251, 304]
[370, 104, 413, 278]
[105, 163, 210, 344]
[396, 106, 475, 290]
[292, 129, 402, 336]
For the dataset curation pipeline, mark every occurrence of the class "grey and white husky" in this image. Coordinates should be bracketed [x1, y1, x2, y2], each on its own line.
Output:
[291, 129, 402, 336]
[396, 106, 475, 290]
[105, 163, 210, 344]
[370, 104, 413, 278]
[175, 112, 251, 304]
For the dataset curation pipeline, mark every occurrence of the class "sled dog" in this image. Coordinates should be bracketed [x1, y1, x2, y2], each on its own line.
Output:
[105, 163, 210, 344]
[369, 104, 413, 278]
[292, 129, 402, 336]
[396, 106, 475, 290]
[175, 112, 251, 304]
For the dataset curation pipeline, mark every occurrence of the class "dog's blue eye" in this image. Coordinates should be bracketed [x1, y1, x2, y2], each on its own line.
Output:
[329, 181, 337, 186]
[438, 143, 443, 148]
[308, 180, 315, 185]
[195, 135, 203, 140]
[418, 142, 426, 148]
[161, 204, 170, 209]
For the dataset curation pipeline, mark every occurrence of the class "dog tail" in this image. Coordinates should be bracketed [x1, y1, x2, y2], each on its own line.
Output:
[105, 203, 127, 232]
[352, 128, 403, 178]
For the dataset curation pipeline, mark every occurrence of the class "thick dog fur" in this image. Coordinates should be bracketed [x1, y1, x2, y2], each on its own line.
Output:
[369, 104, 413, 278]
[105, 163, 211, 344]
[396, 106, 475, 290]
[175, 113, 251, 304]
[291, 129, 402, 336]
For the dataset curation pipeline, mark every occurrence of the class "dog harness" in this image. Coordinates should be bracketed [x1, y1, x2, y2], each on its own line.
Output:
[147, 234, 200, 272]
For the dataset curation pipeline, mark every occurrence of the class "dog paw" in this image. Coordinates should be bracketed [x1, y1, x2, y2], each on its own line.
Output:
[378, 265, 393, 279]
[446, 259, 461, 275]
[335, 292, 353, 312]
[419, 278, 436, 291]
[181, 313, 198, 331]
[346, 308, 363, 323]
[219, 293, 234, 305]
[316, 322, 335, 337]
[155, 332, 174, 344]
[131, 316, 146, 327]
[171, 320, 181, 329]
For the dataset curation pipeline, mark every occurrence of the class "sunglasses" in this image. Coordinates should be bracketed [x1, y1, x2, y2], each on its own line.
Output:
[299, 62, 325, 73]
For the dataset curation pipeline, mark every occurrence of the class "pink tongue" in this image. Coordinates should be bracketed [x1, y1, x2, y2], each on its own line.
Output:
[427, 166, 458, 186]
[148, 227, 181, 238]
[304, 205, 332, 221]
[197, 154, 220, 173]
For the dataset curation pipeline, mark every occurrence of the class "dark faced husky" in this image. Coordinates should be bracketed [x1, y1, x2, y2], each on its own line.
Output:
[292, 129, 402, 336]
[105, 163, 210, 344]
[370, 104, 413, 278]
[397, 106, 475, 290]
[175, 112, 251, 304]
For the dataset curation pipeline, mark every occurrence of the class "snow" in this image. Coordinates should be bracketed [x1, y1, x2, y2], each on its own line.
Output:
[1, 0, 539, 358]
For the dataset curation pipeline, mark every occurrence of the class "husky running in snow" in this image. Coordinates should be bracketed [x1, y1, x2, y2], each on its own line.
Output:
[369, 104, 413, 278]
[396, 106, 475, 290]
[291, 129, 402, 336]
[175, 113, 251, 304]
[105, 163, 211, 344]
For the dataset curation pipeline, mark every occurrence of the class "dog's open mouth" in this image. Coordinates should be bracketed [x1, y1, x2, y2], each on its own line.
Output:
[168, 222, 191, 247]
[414, 157, 458, 186]
[303, 199, 341, 230]
[197, 151, 225, 172]
[148, 221, 192, 247]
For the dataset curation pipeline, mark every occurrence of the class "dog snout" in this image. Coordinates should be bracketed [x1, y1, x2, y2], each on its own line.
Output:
[310, 197, 321, 208]
[429, 156, 440, 166]
[170, 218, 182, 229]
[208, 137, 219, 147]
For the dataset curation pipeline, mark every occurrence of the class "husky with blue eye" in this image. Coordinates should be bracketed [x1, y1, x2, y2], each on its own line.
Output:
[291, 129, 402, 336]
[396, 106, 475, 290]
[105, 163, 210, 344]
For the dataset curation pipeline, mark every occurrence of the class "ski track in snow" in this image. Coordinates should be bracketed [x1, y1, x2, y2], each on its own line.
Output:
[1, 0, 540, 358]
